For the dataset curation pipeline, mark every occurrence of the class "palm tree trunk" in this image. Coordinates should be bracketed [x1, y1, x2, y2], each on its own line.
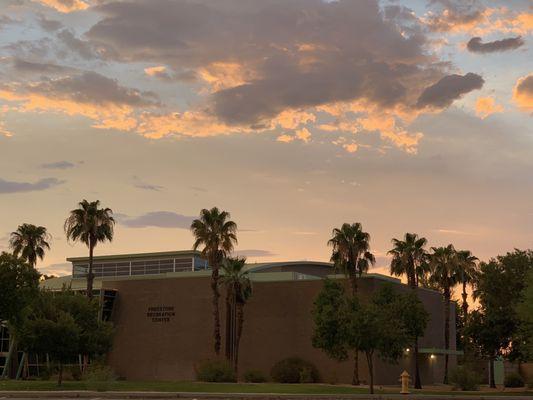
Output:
[211, 261, 221, 355]
[225, 290, 232, 360]
[462, 280, 468, 322]
[414, 335, 422, 389]
[366, 351, 374, 394]
[443, 288, 450, 385]
[235, 303, 244, 378]
[489, 357, 496, 388]
[86, 242, 94, 299]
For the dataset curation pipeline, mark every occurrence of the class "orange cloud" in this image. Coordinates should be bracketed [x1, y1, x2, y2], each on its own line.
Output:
[273, 109, 316, 130]
[0, 120, 12, 138]
[343, 143, 358, 153]
[197, 62, 256, 92]
[276, 134, 294, 143]
[144, 66, 167, 76]
[513, 74, 533, 113]
[33, 0, 90, 13]
[475, 97, 503, 119]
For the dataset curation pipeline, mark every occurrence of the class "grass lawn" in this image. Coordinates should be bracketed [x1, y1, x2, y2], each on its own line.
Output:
[0, 380, 532, 396]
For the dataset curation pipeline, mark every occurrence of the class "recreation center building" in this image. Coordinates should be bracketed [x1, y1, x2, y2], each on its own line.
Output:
[5, 249, 459, 384]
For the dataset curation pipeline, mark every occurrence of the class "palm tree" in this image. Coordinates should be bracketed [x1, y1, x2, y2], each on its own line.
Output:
[328, 222, 375, 386]
[9, 223, 51, 267]
[220, 257, 252, 375]
[328, 223, 375, 296]
[389, 233, 428, 288]
[456, 250, 478, 321]
[428, 244, 459, 384]
[388, 232, 428, 389]
[64, 200, 114, 299]
[191, 207, 238, 356]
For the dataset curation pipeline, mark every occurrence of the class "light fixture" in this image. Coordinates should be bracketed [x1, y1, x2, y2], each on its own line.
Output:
[405, 348, 410, 352]
[430, 354, 436, 359]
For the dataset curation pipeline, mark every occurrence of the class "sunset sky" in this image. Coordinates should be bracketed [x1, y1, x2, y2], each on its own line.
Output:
[0, 0, 532, 282]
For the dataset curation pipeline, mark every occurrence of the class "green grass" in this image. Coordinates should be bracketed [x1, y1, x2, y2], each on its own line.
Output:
[0, 380, 532, 396]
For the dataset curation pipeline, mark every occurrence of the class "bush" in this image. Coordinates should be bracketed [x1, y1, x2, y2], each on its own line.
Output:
[83, 364, 117, 392]
[244, 369, 267, 383]
[70, 366, 82, 381]
[195, 359, 236, 382]
[270, 357, 319, 383]
[449, 366, 480, 391]
[504, 372, 524, 388]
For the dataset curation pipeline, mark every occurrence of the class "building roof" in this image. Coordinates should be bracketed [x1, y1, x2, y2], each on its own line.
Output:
[66, 249, 203, 263]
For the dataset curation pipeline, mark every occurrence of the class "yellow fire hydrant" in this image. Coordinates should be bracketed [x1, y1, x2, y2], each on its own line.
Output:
[399, 370, 410, 394]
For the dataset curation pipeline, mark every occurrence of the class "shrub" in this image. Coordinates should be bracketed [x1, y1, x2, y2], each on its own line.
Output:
[195, 359, 236, 382]
[70, 366, 82, 381]
[244, 369, 267, 383]
[449, 366, 480, 391]
[83, 364, 117, 392]
[270, 357, 319, 383]
[504, 372, 524, 388]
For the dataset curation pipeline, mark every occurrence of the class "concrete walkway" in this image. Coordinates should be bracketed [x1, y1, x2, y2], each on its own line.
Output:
[0, 391, 532, 400]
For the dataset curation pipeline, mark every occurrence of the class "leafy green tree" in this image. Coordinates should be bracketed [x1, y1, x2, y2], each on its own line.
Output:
[328, 222, 375, 385]
[17, 290, 113, 386]
[0, 253, 40, 326]
[220, 257, 252, 373]
[396, 291, 429, 389]
[64, 200, 115, 298]
[514, 271, 533, 361]
[19, 312, 80, 385]
[347, 286, 410, 394]
[312, 279, 349, 361]
[0, 253, 40, 379]
[191, 207, 238, 356]
[469, 250, 533, 386]
[9, 224, 51, 267]
[313, 282, 422, 394]
[388, 232, 428, 388]
[428, 244, 459, 384]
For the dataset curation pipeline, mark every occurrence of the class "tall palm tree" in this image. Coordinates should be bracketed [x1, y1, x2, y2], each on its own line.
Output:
[388, 233, 429, 288]
[328, 222, 375, 386]
[9, 224, 51, 267]
[191, 207, 238, 356]
[388, 232, 428, 389]
[220, 257, 252, 375]
[456, 250, 478, 321]
[64, 200, 114, 299]
[428, 244, 459, 384]
[328, 223, 375, 296]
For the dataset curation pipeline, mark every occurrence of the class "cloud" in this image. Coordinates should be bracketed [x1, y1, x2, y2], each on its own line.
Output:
[417, 73, 484, 109]
[41, 160, 76, 169]
[37, 15, 63, 32]
[0, 15, 15, 29]
[0, 71, 160, 131]
[0, 177, 64, 194]
[116, 211, 195, 228]
[132, 177, 164, 191]
[233, 249, 277, 258]
[56, 29, 100, 60]
[11, 58, 73, 75]
[0, 119, 12, 137]
[424, 0, 488, 33]
[475, 97, 503, 119]
[86, 1, 445, 124]
[33, 0, 90, 13]
[40, 262, 71, 276]
[513, 74, 533, 113]
[276, 128, 311, 144]
[466, 36, 524, 53]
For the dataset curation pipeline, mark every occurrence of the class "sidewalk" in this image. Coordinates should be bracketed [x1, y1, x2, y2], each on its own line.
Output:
[0, 391, 532, 400]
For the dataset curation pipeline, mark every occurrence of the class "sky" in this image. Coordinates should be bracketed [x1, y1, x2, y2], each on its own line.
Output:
[0, 0, 532, 286]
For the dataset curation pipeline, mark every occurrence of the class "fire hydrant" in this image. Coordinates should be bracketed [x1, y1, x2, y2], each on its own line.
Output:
[399, 370, 410, 394]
